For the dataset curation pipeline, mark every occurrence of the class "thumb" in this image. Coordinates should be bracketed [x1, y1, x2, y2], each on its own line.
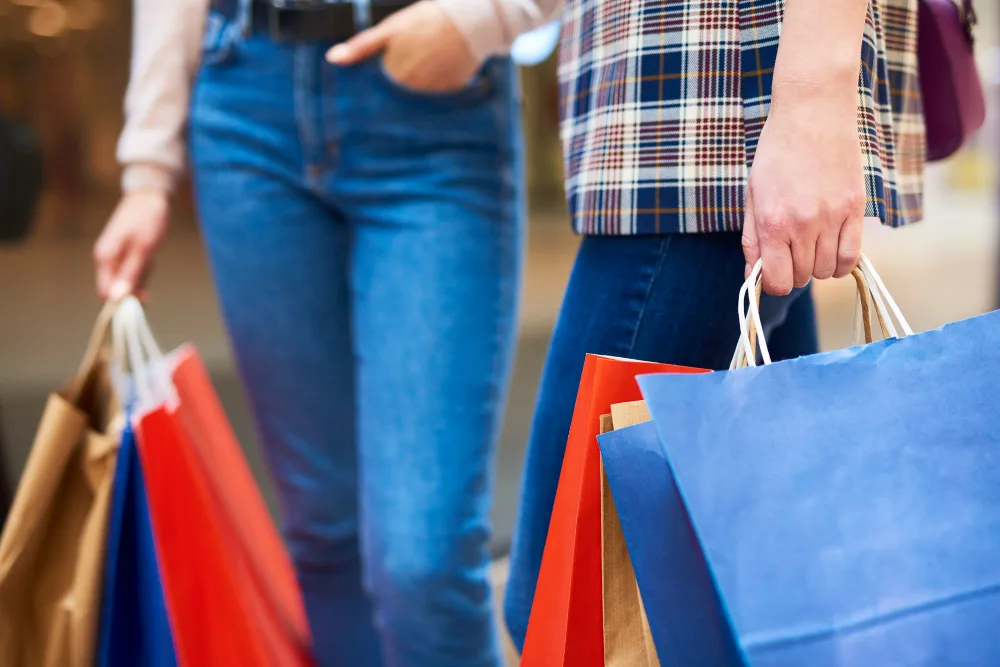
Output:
[109, 247, 147, 302]
[741, 188, 760, 279]
[326, 24, 392, 65]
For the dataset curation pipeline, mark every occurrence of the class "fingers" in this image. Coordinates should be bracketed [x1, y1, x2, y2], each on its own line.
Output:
[745, 193, 795, 296]
[112, 250, 147, 301]
[326, 22, 392, 65]
[758, 224, 795, 296]
[742, 189, 761, 279]
[813, 230, 839, 280]
[94, 229, 125, 301]
[95, 192, 168, 301]
[790, 233, 816, 289]
[746, 199, 863, 293]
[835, 213, 864, 278]
[94, 228, 154, 301]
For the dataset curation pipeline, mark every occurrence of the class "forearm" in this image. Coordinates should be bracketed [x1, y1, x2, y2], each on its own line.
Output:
[773, 0, 867, 108]
[436, 0, 563, 64]
[117, 0, 205, 195]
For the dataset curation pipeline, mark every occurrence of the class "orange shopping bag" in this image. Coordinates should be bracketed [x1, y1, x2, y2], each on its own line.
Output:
[113, 298, 313, 667]
[520, 355, 707, 667]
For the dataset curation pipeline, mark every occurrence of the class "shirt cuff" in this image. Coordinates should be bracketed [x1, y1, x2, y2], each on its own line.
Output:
[121, 163, 179, 195]
[436, 0, 510, 65]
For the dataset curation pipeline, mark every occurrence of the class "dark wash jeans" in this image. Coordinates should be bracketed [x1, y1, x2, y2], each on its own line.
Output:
[504, 232, 818, 649]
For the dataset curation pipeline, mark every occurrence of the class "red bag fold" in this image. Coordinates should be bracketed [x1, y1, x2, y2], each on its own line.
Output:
[521, 354, 707, 667]
[134, 346, 313, 667]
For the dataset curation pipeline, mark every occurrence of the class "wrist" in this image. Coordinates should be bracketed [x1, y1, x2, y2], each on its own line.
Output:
[121, 190, 171, 225]
[772, 16, 864, 110]
[771, 62, 859, 117]
[124, 189, 170, 206]
[434, 0, 504, 65]
[121, 163, 178, 198]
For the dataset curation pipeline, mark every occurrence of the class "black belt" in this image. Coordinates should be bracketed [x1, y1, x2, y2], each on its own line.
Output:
[212, 0, 418, 43]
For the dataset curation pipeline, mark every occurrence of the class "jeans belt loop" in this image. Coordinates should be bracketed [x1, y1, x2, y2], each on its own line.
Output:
[238, 0, 253, 37]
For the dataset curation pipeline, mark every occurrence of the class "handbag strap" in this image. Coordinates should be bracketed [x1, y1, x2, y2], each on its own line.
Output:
[955, 0, 976, 26]
[948, 0, 977, 42]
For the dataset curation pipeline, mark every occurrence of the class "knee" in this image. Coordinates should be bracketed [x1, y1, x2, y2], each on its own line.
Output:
[369, 543, 490, 609]
[282, 515, 359, 573]
[363, 528, 494, 628]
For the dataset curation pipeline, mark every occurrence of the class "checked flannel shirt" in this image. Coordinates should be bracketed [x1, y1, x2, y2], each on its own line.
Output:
[559, 0, 925, 235]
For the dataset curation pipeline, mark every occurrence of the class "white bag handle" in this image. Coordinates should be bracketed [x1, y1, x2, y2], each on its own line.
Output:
[731, 254, 912, 369]
[111, 296, 175, 411]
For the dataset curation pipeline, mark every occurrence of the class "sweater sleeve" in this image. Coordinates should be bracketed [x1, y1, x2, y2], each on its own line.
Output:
[436, 0, 563, 65]
[117, 0, 206, 194]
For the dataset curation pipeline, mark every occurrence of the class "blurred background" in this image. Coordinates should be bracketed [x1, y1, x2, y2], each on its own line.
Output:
[1, 3, 999, 651]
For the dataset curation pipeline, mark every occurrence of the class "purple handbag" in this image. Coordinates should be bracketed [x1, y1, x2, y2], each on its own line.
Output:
[918, 0, 986, 161]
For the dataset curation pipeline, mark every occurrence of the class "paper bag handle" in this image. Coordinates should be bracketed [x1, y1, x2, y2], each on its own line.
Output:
[734, 267, 889, 369]
[732, 254, 912, 369]
[65, 299, 120, 404]
[112, 296, 175, 411]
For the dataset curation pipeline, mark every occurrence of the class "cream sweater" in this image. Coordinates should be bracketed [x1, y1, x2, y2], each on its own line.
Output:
[118, 0, 560, 194]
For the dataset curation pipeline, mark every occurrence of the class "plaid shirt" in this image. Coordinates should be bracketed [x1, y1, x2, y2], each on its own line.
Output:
[559, 0, 924, 235]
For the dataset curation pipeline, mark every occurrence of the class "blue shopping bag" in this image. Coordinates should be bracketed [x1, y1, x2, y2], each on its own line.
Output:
[96, 421, 177, 667]
[618, 310, 1000, 666]
[597, 420, 741, 665]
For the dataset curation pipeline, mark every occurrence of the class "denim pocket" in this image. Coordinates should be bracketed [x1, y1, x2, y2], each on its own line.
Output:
[201, 11, 240, 67]
[374, 56, 495, 106]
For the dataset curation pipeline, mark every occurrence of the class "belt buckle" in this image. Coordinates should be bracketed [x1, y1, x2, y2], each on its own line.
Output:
[265, 4, 302, 43]
[371, 1, 415, 25]
[266, 2, 356, 43]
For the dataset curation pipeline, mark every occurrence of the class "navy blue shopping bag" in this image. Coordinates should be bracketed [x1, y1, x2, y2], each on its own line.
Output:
[597, 421, 742, 665]
[608, 311, 1000, 666]
[96, 421, 177, 667]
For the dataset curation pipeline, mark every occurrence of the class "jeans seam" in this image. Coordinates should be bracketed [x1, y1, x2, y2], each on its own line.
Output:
[293, 46, 318, 187]
[490, 59, 521, 391]
[488, 59, 520, 488]
[624, 235, 673, 357]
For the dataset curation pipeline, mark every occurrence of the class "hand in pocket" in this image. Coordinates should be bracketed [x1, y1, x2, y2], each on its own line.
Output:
[325, 0, 479, 94]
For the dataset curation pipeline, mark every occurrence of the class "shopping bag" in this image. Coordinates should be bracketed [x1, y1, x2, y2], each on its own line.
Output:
[113, 298, 314, 667]
[520, 355, 706, 667]
[631, 257, 1000, 665]
[169, 344, 309, 648]
[95, 419, 177, 667]
[599, 419, 740, 665]
[0, 401, 13, 532]
[600, 402, 659, 667]
[0, 302, 121, 667]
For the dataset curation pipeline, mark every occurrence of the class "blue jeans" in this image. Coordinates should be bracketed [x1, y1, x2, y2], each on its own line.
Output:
[189, 16, 524, 667]
[504, 233, 818, 650]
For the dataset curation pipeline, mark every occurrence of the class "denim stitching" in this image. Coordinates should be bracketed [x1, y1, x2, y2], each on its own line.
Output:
[292, 46, 318, 188]
[624, 235, 673, 357]
[490, 59, 522, 415]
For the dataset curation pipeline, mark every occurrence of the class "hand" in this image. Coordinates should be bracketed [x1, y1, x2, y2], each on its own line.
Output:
[742, 90, 866, 296]
[93, 191, 169, 301]
[325, 0, 479, 94]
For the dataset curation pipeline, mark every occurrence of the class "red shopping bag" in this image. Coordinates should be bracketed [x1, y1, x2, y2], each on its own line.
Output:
[134, 346, 313, 667]
[520, 355, 707, 667]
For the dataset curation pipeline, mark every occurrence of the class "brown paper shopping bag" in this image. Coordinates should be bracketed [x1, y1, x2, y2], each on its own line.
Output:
[600, 401, 659, 667]
[0, 302, 122, 667]
[0, 401, 12, 532]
